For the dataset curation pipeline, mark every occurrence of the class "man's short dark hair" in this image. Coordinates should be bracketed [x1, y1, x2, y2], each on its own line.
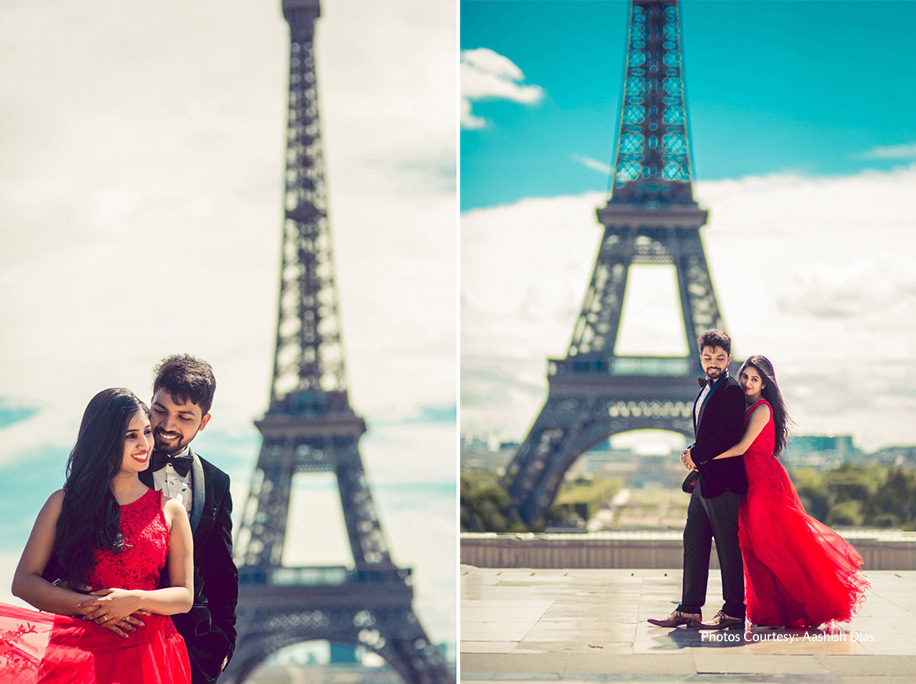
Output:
[153, 354, 217, 415]
[697, 329, 731, 355]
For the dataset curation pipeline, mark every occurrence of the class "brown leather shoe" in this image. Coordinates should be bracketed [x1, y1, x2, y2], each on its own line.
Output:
[695, 610, 744, 630]
[647, 610, 701, 628]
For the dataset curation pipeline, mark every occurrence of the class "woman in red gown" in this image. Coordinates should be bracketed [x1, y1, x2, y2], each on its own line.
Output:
[0, 388, 193, 683]
[709, 356, 870, 628]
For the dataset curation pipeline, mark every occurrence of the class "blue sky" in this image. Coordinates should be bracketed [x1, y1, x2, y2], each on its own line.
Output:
[461, 0, 916, 210]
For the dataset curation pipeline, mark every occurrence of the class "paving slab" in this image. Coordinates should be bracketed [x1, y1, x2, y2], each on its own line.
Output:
[460, 567, 916, 684]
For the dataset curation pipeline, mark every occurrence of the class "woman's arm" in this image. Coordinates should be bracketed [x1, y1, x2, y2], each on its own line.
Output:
[11, 490, 98, 617]
[163, 497, 194, 612]
[79, 498, 194, 623]
[689, 384, 746, 465]
[711, 404, 770, 460]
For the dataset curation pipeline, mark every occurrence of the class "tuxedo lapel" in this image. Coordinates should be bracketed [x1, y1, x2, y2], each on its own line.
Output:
[189, 449, 206, 534]
[695, 376, 723, 435]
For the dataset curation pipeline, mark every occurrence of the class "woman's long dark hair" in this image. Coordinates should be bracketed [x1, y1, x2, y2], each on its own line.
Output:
[740, 355, 791, 457]
[54, 388, 150, 584]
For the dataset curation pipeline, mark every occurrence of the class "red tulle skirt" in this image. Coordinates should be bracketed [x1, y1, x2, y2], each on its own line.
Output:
[0, 602, 190, 683]
[739, 476, 870, 627]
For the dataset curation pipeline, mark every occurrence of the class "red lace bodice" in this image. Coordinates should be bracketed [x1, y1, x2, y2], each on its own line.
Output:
[86, 488, 169, 591]
[741, 399, 789, 493]
[0, 487, 190, 682]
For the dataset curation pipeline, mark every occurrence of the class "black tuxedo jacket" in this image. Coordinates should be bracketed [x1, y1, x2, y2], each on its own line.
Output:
[690, 374, 748, 499]
[141, 450, 238, 683]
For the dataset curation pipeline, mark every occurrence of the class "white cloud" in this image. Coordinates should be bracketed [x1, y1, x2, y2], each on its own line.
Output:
[571, 154, 613, 175]
[461, 48, 526, 82]
[0, 0, 455, 464]
[460, 48, 544, 129]
[461, 98, 486, 130]
[461, 165, 916, 452]
[859, 143, 916, 160]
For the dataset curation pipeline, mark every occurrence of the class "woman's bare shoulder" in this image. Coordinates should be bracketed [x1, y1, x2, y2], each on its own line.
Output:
[750, 402, 772, 420]
[160, 495, 185, 513]
[45, 489, 66, 510]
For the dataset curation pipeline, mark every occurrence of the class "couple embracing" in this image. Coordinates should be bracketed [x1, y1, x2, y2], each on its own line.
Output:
[4, 354, 236, 683]
[649, 330, 869, 631]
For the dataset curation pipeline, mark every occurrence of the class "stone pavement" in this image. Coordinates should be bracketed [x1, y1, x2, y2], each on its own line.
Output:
[460, 567, 916, 684]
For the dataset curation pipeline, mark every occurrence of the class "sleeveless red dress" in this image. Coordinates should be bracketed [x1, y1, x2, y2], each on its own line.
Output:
[739, 399, 870, 627]
[0, 489, 191, 683]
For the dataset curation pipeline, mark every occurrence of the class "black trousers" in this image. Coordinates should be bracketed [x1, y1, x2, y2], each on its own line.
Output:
[677, 480, 745, 618]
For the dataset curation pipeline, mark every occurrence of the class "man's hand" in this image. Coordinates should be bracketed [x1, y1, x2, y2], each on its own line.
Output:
[54, 579, 92, 593]
[680, 447, 697, 472]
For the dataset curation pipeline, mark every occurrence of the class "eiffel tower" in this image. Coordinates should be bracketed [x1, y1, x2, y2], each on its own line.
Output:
[222, 2, 453, 682]
[502, 0, 728, 527]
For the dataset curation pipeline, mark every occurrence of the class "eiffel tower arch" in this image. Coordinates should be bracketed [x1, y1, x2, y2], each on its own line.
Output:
[502, 0, 729, 527]
[221, 2, 453, 682]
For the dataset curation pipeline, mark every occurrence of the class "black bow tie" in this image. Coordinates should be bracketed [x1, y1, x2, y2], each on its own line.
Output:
[698, 377, 710, 388]
[150, 451, 192, 477]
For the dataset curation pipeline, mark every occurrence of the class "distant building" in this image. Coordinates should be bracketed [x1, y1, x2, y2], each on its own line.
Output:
[461, 433, 689, 490]
[782, 434, 862, 469]
[460, 436, 518, 473]
[567, 447, 635, 477]
[329, 643, 359, 664]
[867, 446, 916, 468]
[460, 434, 495, 452]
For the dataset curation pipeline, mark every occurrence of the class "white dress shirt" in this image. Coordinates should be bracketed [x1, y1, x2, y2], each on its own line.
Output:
[695, 370, 729, 427]
[695, 382, 712, 426]
[151, 445, 194, 515]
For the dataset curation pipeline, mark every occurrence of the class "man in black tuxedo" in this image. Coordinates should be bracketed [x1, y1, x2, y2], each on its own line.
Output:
[139, 354, 239, 683]
[648, 330, 747, 630]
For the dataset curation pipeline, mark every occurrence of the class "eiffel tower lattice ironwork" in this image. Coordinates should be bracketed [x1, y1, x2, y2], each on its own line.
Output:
[222, 2, 453, 682]
[502, 0, 728, 527]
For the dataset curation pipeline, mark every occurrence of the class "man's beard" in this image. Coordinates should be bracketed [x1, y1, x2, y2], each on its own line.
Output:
[154, 428, 192, 456]
[705, 367, 724, 380]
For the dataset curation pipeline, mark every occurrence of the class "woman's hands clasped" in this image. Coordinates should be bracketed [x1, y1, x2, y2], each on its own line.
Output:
[75, 588, 150, 637]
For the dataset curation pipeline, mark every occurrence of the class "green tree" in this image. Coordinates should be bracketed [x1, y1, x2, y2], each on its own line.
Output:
[867, 467, 916, 527]
[790, 467, 829, 522]
[552, 475, 624, 522]
[824, 464, 876, 505]
[827, 500, 864, 527]
[460, 472, 526, 533]
[789, 463, 916, 528]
